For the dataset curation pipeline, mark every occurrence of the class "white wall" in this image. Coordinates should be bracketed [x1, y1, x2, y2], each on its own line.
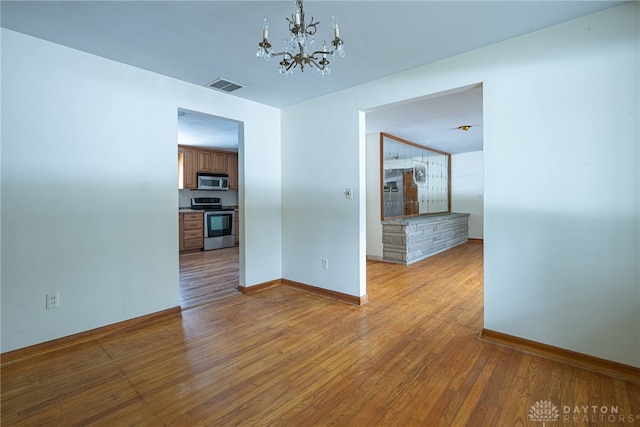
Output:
[281, 97, 366, 297]
[1, 29, 282, 353]
[452, 151, 484, 239]
[365, 133, 383, 260]
[283, 3, 639, 367]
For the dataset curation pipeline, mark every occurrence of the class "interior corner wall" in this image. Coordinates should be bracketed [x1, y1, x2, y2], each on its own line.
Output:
[365, 133, 383, 260]
[451, 151, 484, 239]
[0, 29, 281, 353]
[281, 3, 639, 367]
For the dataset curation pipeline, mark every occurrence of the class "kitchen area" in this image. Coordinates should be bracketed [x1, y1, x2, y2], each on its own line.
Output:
[177, 109, 241, 308]
[178, 146, 239, 252]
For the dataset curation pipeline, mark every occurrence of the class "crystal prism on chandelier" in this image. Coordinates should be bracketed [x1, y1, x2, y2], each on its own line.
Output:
[256, 0, 345, 77]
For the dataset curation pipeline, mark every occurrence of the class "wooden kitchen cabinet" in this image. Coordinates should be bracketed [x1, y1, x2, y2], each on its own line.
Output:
[212, 152, 227, 173]
[196, 149, 226, 173]
[403, 171, 419, 215]
[235, 209, 239, 245]
[178, 146, 197, 189]
[180, 212, 204, 252]
[179, 214, 184, 251]
[197, 150, 212, 172]
[227, 154, 238, 189]
[179, 145, 238, 188]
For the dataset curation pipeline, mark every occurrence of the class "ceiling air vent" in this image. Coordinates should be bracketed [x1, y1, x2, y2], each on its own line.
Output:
[206, 78, 245, 93]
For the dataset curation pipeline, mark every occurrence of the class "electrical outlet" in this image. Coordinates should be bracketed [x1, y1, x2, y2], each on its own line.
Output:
[322, 258, 329, 270]
[46, 292, 60, 310]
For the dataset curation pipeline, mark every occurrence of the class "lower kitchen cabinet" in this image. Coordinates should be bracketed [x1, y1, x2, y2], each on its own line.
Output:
[235, 209, 239, 245]
[180, 212, 204, 252]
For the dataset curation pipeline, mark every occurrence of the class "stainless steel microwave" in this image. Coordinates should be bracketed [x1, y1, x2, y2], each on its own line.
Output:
[197, 173, 229, 191]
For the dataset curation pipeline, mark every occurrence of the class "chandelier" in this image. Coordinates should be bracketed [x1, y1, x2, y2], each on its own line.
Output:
[256, 0, 345, 77]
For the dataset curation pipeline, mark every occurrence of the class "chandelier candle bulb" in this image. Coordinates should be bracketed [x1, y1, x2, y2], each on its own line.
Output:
[333, 15, 339, 38]
[262, 17, 269, 40]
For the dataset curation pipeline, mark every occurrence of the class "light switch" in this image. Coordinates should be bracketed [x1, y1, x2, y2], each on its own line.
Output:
[345, 188, 353, 199]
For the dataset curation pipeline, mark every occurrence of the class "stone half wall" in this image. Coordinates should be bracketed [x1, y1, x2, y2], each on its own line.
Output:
[382, 213, 470, 265]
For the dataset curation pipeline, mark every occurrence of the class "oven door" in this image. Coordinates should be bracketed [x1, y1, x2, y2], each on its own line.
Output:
[204, 210, 235, 250]
[205, 211, 234, 237]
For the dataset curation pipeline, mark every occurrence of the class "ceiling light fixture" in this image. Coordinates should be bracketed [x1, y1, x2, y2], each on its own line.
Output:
[256, 0, 345, 77]
[458, 125, 472, 131]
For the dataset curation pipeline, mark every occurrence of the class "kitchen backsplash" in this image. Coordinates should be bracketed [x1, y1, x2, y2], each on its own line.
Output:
[179, 189, 238, 207]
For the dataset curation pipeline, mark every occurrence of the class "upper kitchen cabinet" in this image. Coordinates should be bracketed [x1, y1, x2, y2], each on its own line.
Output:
[178, 145, 197, 189]
[199, 149, 226, 173]
[227, 154, 238, 189]
[197, 150, 212, 172]
[212, 152, 227, 173]
[178, 145, 238, 189]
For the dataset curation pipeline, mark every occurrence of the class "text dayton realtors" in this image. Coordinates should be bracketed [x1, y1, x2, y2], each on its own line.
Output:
[562, 405, 639, 424]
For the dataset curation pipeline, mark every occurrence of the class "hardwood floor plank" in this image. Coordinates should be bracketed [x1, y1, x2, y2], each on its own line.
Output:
[179, 246, 240, 308]
[3, 243, 639, 426]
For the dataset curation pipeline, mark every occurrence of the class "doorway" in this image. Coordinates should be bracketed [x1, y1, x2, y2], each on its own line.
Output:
[363, 83, 484, 273]
[177, 108, 243, 309]
[364, 83, 484, 312]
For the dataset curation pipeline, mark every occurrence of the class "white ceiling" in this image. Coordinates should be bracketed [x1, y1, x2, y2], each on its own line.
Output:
[178, 83, 483, 153]
[1, 1, 624, 153]
[177, 108, 240, 151]
[367, 83, 483, 154]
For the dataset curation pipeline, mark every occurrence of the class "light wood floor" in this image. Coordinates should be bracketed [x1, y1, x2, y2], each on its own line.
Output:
[179, 246, 240, 309]
[2, 243, 639, 425]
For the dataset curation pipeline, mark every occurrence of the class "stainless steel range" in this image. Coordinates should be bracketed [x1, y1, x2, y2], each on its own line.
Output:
[190, 197, 235, 250]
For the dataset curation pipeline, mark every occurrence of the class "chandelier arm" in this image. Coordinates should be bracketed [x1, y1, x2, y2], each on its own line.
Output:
[285, 60, 297, 71]
[270, 51, 295, 61]
[310, 49, 332, 56]
[306, 20, 319, 35]
[287, 19, 300, 36]
[307, 57, 327, 70]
